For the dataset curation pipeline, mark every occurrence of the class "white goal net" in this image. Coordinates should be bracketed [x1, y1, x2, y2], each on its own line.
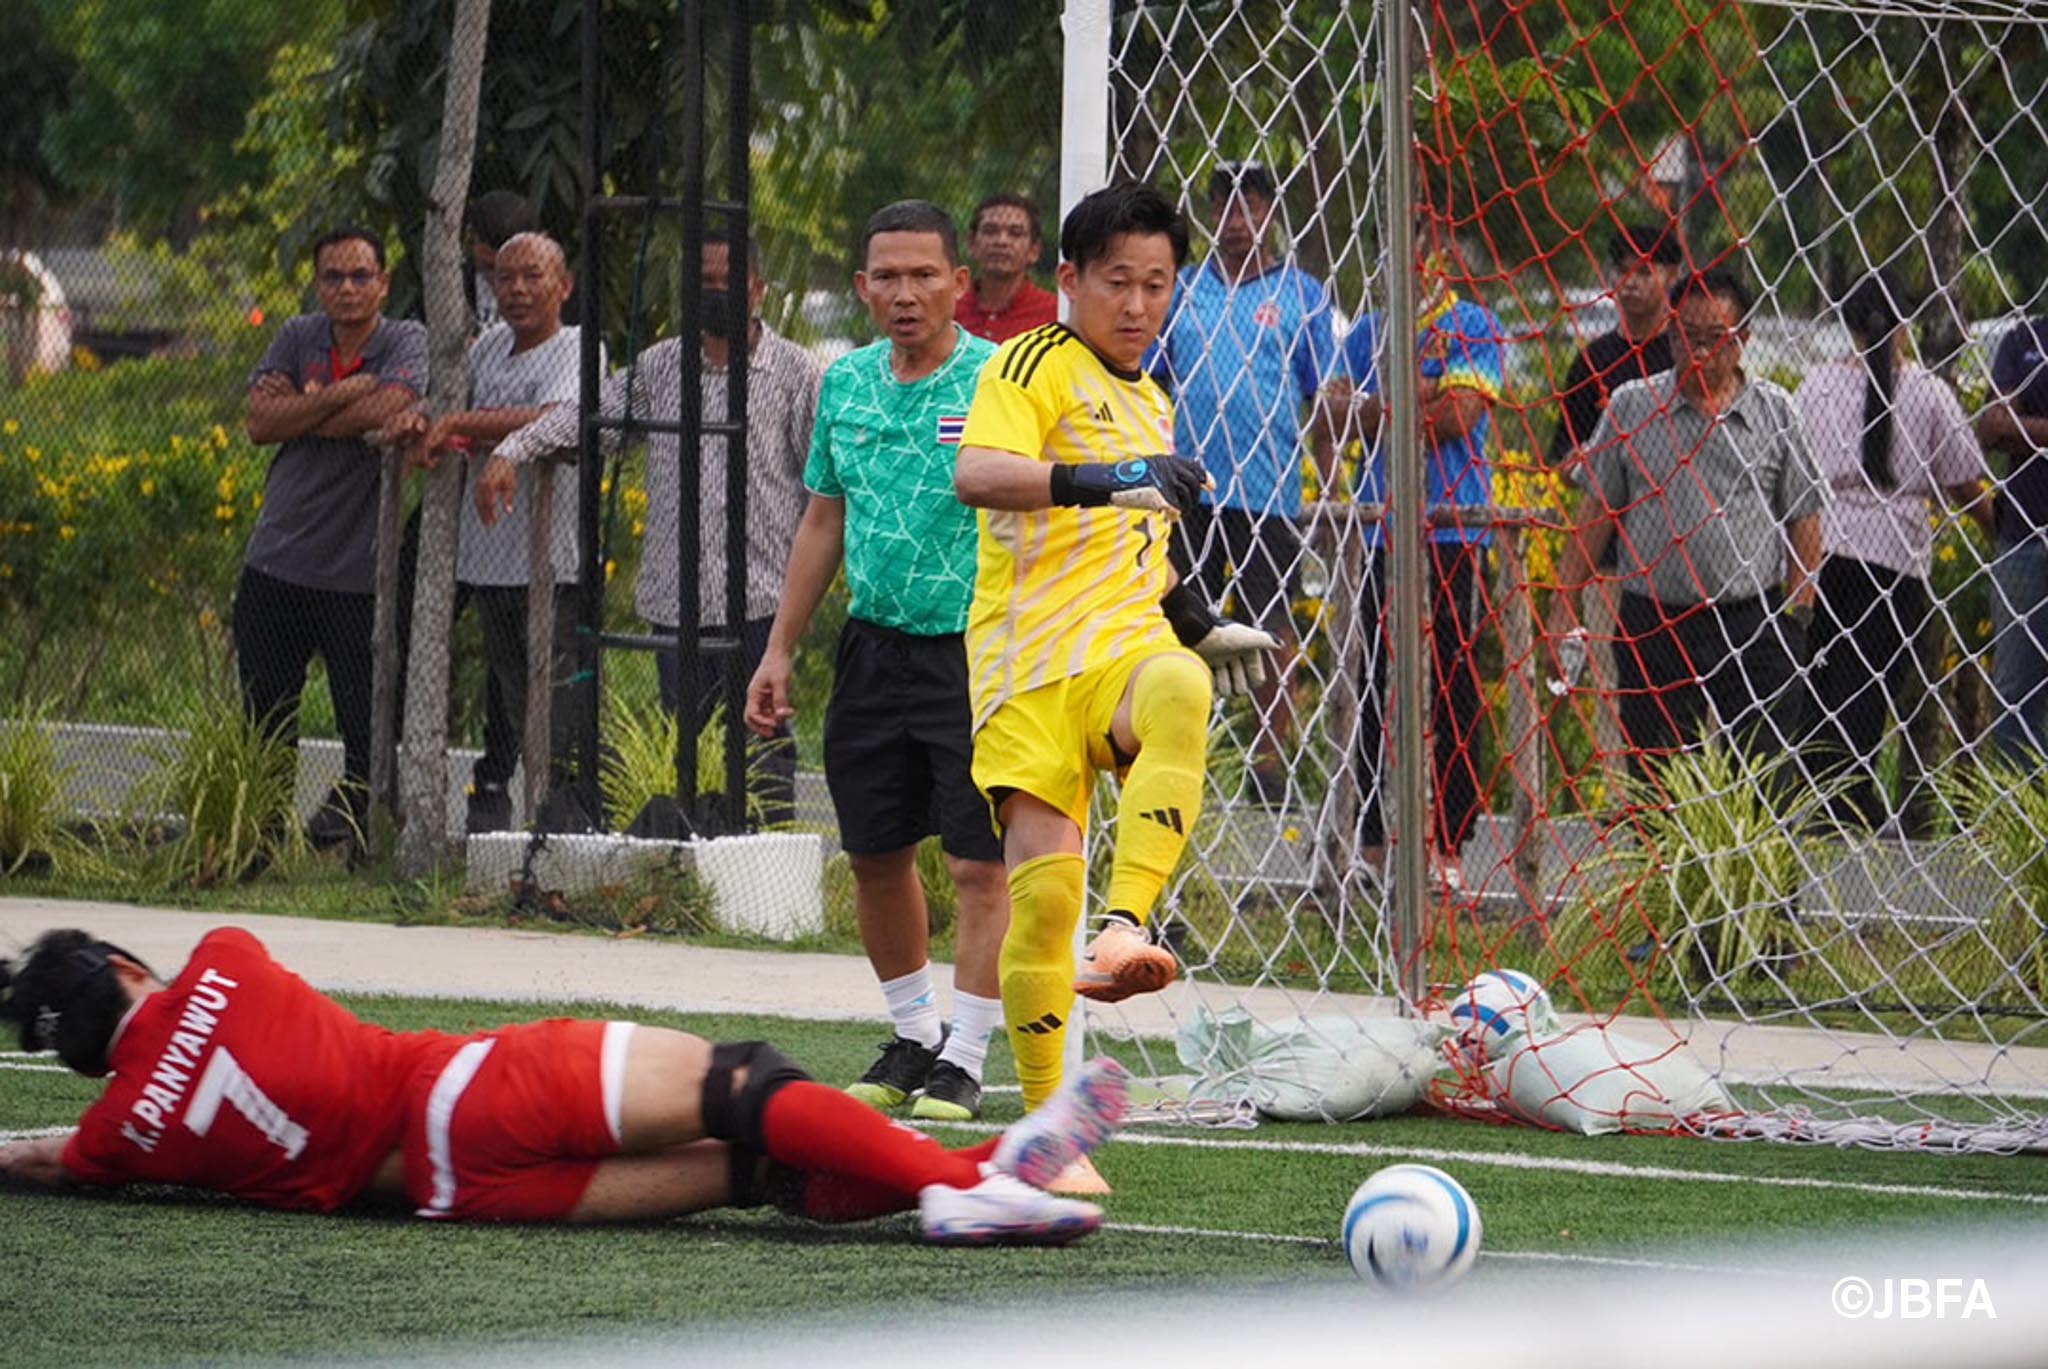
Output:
[1076, 0, 2048, 1151]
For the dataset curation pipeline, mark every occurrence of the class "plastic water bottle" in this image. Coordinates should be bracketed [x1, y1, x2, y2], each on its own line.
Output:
[1547, 627, 1588, 697]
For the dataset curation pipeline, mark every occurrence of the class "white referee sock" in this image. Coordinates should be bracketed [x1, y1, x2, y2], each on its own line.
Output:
[936, 991, 1004, 1082]
[880, 966, 944, 1049]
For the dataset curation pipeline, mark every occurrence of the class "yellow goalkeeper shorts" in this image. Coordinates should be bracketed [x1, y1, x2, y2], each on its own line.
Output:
[971, 645, 1203, 833]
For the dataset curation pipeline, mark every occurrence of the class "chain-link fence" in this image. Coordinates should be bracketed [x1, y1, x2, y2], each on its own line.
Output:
[5, 0, 2048, 1145]
[0, 1, 1063, 931]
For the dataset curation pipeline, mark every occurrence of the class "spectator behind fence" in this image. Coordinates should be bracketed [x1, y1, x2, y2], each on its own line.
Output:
[745, 201, 1008, 1122]
[1555, 269, 1826, 779]
[1150, 160, 1337, 806]
[1980, 311, 2048, 763]
[240, 227, 427, 850]
[955, 193, 1058, 343]
[1549, 221, 1684, 468]
[480, 232, 821, 829]
[1328, 243, 1502, 891]
[391, 233, 598, 833]
[1795, 271, 1991, 827]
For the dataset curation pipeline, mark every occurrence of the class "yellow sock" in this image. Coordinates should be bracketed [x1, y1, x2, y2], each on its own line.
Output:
[1000, 851, 1086, 1111]
[1106, 652, 1210, 925]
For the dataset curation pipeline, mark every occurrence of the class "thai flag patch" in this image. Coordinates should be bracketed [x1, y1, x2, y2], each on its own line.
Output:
[936, 415, 967, 446]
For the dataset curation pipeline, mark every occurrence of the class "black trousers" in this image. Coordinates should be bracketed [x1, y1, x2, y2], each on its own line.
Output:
[231, 565, 374, 806]
[1357, 545, 1485, 852]
[1613, 591, 1806, 781]
[654, 615, 796, 830]
[1804, 556, 1928, 828]
[467, 582, 583, 790]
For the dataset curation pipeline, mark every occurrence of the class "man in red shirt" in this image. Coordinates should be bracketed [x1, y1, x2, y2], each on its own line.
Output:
[0, 926, 1125, 1244]
[954, 194, 1059, 343]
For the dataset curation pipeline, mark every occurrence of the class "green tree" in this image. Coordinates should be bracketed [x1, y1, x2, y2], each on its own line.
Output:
[0, 6, 76, 237]
[33, 0, 345, 247]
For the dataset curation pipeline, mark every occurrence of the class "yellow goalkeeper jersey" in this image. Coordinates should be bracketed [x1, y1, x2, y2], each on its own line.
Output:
[959, 322, 1181, 729]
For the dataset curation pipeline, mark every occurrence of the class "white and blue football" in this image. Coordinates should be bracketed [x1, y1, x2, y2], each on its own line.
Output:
[1341, 1163, 1482, 1292]
[1447, 968, 1559, 1060]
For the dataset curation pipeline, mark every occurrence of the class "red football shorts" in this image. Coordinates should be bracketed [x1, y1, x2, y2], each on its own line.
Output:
[403, 1018, 634, 1221]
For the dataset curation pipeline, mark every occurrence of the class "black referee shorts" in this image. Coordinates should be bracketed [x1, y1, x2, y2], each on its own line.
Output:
[822, 617, 1001, 863]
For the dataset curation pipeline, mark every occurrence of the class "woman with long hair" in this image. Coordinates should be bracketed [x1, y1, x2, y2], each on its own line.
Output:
[1795, 270, 1992, 827]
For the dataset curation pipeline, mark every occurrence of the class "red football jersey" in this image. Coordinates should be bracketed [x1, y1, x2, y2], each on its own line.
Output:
[63, 927, 465, 1212]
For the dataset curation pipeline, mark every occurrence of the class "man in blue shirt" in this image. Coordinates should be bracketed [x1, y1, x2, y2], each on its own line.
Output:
[1152, 162, 1337, 803]
[1331, 251, 1505, 889]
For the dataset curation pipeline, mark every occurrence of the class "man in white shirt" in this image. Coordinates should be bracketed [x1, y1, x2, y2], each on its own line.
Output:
[481, 234, 822, 829]
[402, 233, 592, 831]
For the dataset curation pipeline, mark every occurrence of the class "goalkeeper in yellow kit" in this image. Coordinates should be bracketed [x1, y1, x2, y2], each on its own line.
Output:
[953, 182, 1274, 1173]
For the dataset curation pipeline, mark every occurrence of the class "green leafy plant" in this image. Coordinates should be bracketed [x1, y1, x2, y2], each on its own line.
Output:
[1546, 737, 1839, 1009]
[139, 688, 304, 887]
[0, 700, 98, 877]
[1934, 757, 2048, 1003]
[599, 689, 773, 832]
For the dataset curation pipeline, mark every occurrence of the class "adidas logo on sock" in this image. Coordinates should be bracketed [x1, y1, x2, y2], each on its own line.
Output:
[1016, 1012, 1064, 1036]
[1140, 806, 1184, 835]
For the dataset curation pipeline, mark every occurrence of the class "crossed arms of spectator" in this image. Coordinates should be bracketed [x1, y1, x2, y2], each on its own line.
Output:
[246, 371, 418, 446]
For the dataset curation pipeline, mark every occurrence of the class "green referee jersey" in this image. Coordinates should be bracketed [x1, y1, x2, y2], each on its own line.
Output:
[804, 325, 997, 636]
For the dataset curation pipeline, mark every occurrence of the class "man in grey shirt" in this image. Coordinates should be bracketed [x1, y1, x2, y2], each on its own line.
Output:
[1556, 268, 1825, 775]
[480, 233, 821, 826]
[241, 227, 428, 846]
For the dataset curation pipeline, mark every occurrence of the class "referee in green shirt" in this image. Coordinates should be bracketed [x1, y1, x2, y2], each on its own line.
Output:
[747, 201, 1007, 1120]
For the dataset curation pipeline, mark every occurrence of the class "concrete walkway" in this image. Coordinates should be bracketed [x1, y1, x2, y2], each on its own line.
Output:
[5, 897, 2046, 1114]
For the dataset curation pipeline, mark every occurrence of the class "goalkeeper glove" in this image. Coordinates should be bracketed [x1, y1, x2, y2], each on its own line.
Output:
[1161, 582, 1281, 698]
[1049, 455, 1211, 518]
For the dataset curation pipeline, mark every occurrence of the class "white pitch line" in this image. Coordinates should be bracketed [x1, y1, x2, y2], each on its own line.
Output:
[917, 1120, 2048, 1207]
[0, 1061, 70, 1074]
[1109, 1221, 1779, 1277]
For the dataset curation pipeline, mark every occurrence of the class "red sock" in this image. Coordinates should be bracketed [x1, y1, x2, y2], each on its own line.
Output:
[761, 1082, 982, 1196]
[792, 1134, 1007, 1223]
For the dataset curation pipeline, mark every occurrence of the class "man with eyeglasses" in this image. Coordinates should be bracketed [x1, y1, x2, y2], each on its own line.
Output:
[955, 194, 1057, 343]
[1553, 268, 1826, 776]
[241, 228, 428, 850]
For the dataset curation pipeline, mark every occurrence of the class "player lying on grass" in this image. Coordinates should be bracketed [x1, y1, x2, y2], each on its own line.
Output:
[0, 926, 1127, 1245]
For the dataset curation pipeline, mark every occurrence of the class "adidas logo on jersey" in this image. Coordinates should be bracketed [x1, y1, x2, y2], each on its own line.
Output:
[1140, 806, 1184, 835]
[1093, 402, 1113, 423]
[1016, 1012, 1064, 1036]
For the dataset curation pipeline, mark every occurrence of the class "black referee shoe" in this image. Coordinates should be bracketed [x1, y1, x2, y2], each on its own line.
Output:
[912, 1060, 983, 1122]
[846, 1036, 940, 1110]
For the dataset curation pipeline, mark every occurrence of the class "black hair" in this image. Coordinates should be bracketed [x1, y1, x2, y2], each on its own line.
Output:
[1208, 160, 1278, 205]
[703, 231, 764, 276]
[1669, 267, 1753, 321]
[969, 192, 1043, 244]
[1060, 180, 1190, 273]
[1842, 270, 1905, 492]
[862, 199, 960, 267]
[313, 226, 387, 271]
[1609, 221, 1685, 268]
[466, 189, 541, 250]
[0, 930, 149, 1077]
